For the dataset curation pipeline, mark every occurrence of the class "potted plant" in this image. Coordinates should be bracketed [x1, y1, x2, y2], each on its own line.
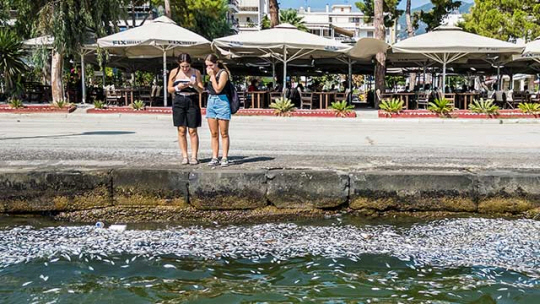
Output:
[428, 98, 454, 118]
[379, 98, 404, 117]
[468, 98, 500, 118]
[131, 100, 146, 111]
[269, 97, 296, 117]
[330, 100, 355, 117]
[93, 100, 107, 109]
[8, 98, 24, 109]
[518, 102, 540, 117]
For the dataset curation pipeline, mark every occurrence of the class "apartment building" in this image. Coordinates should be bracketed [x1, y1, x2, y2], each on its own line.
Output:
[237, 0, 269, 32]
[298, 5, 397, 44]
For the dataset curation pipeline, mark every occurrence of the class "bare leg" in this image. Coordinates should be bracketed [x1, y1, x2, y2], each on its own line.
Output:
[218, 119, 230, 159]
[177, 126, 188, 158]
[188, 128, 199, 159]
[207, 118, 219, 159]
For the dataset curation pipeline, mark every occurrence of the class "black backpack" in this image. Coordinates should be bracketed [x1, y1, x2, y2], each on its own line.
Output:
[217, 70, 240, 114]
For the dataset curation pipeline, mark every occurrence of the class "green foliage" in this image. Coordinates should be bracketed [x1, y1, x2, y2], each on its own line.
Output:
[355, 0, 403, 28]
[468, 98, 500, 115]
[279, 9, 308, 31]
[14, 0, 128, 56]
[8, 98, 24, 109]
[171, 0, 233, 40]
[261, 15, 271, 30]
[0, 28, 27, 95]
[461, 0, 540, 42]
[330, 100, 355, 117]
[52, 99, 73, 109]
[269, 97, 296, 116]
[93, 100, 106, 109]
[379, 98, 404, 114]
[414, 0, 461, 32]
[428, 98, 454, 117]
[517, 103, 540, 114]
[131, 100, 145, 110]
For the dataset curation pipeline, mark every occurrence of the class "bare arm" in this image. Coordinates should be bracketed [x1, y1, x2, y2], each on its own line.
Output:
[209, 71, 228, 94]
[167, 68, 190, 94]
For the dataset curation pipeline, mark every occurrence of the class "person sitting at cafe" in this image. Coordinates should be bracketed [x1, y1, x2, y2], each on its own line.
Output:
[266, 82, 273, 91]
[248, 79, 258, 92]
[274, 81, 283, 92]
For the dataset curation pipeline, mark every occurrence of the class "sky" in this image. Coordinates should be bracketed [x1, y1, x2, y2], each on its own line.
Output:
[280, 0, 471, 11]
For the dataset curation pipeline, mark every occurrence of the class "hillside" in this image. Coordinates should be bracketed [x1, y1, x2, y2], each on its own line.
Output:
[397, 1, 474, 40]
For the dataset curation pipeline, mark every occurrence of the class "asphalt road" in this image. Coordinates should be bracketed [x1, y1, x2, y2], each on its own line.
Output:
[0, 113, 539, 171]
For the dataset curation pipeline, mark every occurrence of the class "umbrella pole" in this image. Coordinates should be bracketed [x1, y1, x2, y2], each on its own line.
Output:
[442, 60, 447, 94]
[423, 66, 426, 90]
[163, 50, 167, 107]
[81, 53, 86, 104]
[348, 58, 352, 103]
[272, 61, 276, 85]
[283, 47, 287, 94]
[497, 66, 501, 90]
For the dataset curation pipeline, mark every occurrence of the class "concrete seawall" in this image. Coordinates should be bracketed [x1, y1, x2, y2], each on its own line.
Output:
[1, 168, 539, 220]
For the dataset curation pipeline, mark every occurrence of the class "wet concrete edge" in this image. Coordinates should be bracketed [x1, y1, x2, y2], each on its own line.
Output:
[1, 168, 539, 216]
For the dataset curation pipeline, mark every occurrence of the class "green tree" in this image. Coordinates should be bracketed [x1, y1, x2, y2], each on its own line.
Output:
[461, 0, 540, 42]
[355, 0, 403, 27]
[0, 28, 27, 96]
[415, 0, 461, 32]
[261, 15, 271, 30]
[279, 9, 308, 31]
[13, 0, 128, 101]
[169, 0, 232, 40]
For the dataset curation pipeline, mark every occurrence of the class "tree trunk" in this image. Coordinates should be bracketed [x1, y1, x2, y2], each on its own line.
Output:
[51, 51, 64, 102]
[164, 0, 171, 18]
[269, 0, 279, 27]
[405, 0, 416, 91]
[374, 0, 386, 108]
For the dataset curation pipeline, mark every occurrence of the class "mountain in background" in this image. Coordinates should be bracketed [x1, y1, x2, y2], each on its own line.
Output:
[397, 1, 474, 40]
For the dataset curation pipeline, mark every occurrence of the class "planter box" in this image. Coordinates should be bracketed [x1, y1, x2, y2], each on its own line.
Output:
[87, 107, 357, 118]
[87, 106, 172, 114]
[0, 104, 76, 113]
[379, 109, 539, 119]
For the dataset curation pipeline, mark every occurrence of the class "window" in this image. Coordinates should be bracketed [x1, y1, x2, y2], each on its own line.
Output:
[367, 31, 373, 38]
[329, 17, 332, 23]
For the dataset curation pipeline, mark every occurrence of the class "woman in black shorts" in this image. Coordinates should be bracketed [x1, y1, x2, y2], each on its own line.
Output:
[167, 53, 203, 165]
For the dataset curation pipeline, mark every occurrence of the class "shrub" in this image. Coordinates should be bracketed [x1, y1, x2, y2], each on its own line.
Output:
[131, 100, 145, 110]
[428, 98, 454, 117]
[269, 97, 296, 116]
[379, 98, 403, 116]
[93, 100, 106, 109]
[469, 98, 500, 116]
[517, 102, 540, 114]
[330, 100, 355, 117]
[52, 100, 73, 109]
[8, 98, 23, 109]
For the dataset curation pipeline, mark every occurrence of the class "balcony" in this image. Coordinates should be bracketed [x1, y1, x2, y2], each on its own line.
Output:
[228, 0, 239, 13]
[238, 6, 258, 12]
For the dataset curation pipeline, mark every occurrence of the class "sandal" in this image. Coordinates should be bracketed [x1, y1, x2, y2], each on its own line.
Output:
[181, 157, 189, 165]
[190, 158, 199, 165]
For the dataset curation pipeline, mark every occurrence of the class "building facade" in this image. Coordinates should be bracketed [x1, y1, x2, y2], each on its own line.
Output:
[298, 5, 397, 44]
[236, 2, 397, 44]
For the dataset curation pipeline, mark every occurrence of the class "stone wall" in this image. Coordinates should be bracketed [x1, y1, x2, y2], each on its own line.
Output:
[1, 169, 539, 216]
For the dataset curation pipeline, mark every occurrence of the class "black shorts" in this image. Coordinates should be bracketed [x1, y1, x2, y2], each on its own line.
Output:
[172, 94, 201, 128]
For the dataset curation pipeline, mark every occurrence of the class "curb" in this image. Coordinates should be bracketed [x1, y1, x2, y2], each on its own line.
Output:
[1, 168, 539, 216]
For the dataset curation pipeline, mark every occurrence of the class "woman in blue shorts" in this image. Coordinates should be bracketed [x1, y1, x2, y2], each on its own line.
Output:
[205, 54, 232, 167]
[167, 53, 203, 165]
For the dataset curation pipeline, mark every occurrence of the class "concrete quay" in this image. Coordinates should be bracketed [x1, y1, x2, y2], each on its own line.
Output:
[1, 113, 539, 220]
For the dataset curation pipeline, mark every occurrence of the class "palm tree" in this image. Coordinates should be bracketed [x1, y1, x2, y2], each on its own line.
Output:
[280, 9, 308, 31]
[374, 0, 386, 108]
[0, 28, 27, 97]
[269, 0, 279, 27]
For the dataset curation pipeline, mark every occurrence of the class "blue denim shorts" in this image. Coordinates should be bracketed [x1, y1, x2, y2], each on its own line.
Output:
[206, 94, 231, 120]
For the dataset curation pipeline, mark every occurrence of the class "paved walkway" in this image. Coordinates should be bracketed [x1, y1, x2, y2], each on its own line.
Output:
[0, 112, 539, 171]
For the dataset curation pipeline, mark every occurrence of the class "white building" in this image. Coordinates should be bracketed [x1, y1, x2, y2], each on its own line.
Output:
[236, 2, 396, 44]
[237, 0, 269, 32]
[298, 5, 397, 44]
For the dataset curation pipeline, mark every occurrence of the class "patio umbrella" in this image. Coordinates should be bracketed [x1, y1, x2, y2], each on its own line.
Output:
[392, 25, 523, 92]
[97, 16, 211, 106]
[212, 23, 351, 90]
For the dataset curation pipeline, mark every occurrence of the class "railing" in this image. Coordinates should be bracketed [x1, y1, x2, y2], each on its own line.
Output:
[238, 6, 258, 12]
